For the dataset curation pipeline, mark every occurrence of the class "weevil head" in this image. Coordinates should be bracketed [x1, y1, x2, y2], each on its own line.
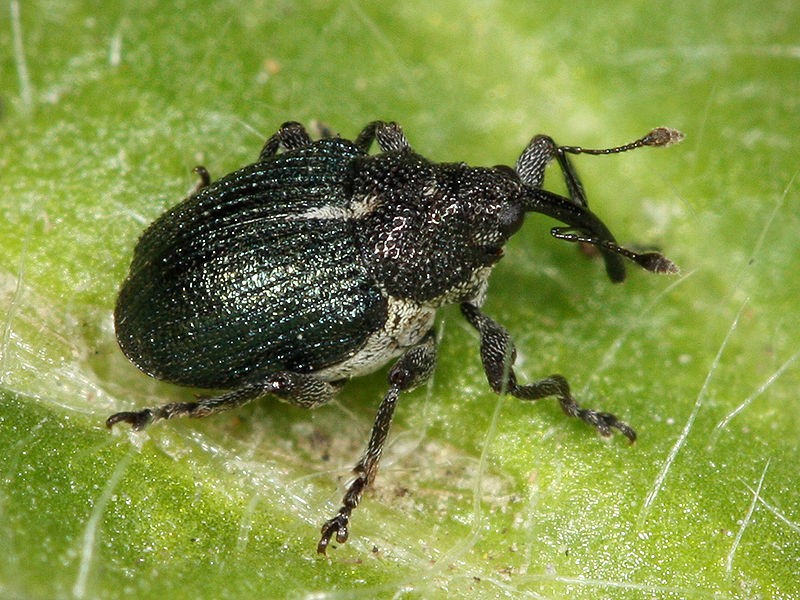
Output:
[452, 163, 527, 251]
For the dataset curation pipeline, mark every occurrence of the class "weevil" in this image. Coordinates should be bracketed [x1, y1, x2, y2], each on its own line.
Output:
[107, 120, 683, 554]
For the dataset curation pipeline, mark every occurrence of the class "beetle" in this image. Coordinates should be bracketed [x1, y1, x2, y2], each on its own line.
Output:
[107, 120, 682, 554]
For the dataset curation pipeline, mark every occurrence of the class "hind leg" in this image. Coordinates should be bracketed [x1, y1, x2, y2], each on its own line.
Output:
[107, 372, 343, 431]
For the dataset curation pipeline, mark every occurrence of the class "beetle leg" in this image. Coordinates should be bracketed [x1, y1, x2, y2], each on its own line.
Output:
[460, 303, 637, 442]
[258, 121, 314, 161]
[186, 165, 212, 197]
[106, 372, 342, 431]
[516, 135, 573, 199]
[317, 330, 437, 554]
[517, 134, 591, 207]
[354, 121, 410, 153]
[519, 134, 629, 281]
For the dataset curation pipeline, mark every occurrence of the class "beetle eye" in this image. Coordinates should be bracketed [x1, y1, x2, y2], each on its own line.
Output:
[497, 201, 524, 236]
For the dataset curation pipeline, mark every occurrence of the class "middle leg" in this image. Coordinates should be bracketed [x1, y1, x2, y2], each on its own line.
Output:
[317, 329, 437, 554]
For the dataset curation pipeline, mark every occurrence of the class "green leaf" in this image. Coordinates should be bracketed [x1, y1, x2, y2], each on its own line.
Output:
[1, 1, 798, 598]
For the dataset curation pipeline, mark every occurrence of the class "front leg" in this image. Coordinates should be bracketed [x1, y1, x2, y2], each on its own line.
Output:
[317, 330, 437, 554]
[460, 303, 636, 442]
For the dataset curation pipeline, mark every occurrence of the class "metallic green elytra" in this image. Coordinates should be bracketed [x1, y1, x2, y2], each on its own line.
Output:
[115, 139, 386, 389]
[108, 121, 683, 554]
